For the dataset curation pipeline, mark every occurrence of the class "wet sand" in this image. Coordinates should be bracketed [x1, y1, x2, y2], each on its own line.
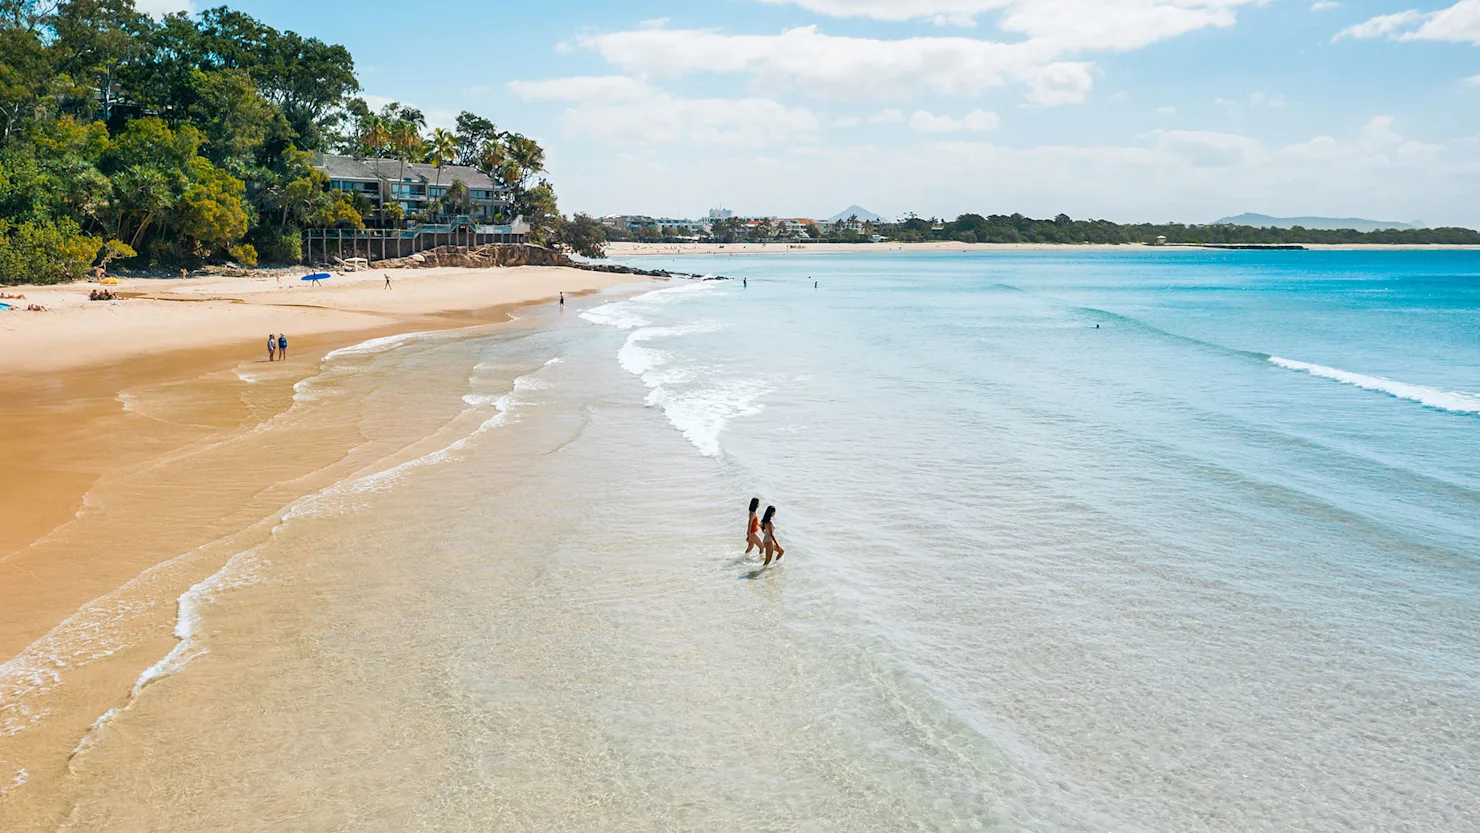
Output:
[0, 265, 647, 827]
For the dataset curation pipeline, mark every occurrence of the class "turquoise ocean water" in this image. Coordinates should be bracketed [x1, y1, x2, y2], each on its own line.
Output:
[38, 250, 1480, 831]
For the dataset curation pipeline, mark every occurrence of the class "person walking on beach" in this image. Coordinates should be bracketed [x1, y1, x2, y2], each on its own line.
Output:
[384, 274, 392, 289]
[267, 334, 277, 362]
[277, 333, 288, 360]
[743, 277, 747, 288]
[559, 291, 565, 309]
[761, 505, 784, 566]
[745, 497, 763, 555]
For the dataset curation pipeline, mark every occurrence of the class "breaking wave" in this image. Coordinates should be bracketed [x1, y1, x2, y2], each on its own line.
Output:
[1270, 357, 1480, 415]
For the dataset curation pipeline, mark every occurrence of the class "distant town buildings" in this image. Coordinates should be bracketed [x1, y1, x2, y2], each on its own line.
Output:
[597, 207, 882, 242]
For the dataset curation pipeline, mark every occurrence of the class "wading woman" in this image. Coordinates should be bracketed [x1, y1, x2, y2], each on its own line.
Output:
[761, 505, 784, 566]
[745, 497, 763, 555]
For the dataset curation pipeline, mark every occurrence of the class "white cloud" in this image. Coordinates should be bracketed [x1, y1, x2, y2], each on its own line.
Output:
[1407, 0, 1480, 43]
[1466, 73, 1480, 84]
[1337, 1, 1480, 45]
[581, 26, 1096, 106]
[1149, 129, 1264, 166]
[1364, 114, 1402, 145]
[909, 108, 1002, 132]
[756, 0, 1261, 44]
[993, 0, 1258, 52]
[837, 109, 909, 127]
[557, 92, 820, 146]
[579, 4, 1257, 109]
[1335, 10, 1424, 40]
[757, 0, 1001, 27]
[1157, 105, 1178, 114]
[507, 76, 651, 101]
[134, 0, 193, 15]
[1311, 1, 1339, 10]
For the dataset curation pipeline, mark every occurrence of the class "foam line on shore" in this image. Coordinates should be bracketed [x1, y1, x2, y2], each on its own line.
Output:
[582, 283, 776, 458]
[1270, 357, 1480, 415]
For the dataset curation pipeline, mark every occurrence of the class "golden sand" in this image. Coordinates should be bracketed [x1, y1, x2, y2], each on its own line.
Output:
[0, 264, 646, 828]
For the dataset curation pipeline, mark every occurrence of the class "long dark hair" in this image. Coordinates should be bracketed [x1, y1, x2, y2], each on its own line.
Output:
[748, 497, 760, 513]
[762, 506, 776, 525]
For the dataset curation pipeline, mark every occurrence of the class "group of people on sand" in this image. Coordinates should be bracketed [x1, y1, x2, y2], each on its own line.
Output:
[745, 498, 785, 566]
[266, 333, 289, 361]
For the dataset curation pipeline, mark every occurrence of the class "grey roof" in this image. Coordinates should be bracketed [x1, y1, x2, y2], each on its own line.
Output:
[314, 154, 507, 194]
[313, 153, 380, 181]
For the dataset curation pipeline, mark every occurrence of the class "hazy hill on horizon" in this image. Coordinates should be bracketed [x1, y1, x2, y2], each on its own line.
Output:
[1216, 213, 1423, 232]
[826, 206, 884, 223]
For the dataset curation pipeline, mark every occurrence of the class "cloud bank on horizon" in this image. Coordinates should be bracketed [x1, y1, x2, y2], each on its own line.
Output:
[488, 0, 1480, 224]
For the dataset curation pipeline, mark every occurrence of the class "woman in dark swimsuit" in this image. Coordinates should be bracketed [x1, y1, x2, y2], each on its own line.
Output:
[761, 505, 784, 566]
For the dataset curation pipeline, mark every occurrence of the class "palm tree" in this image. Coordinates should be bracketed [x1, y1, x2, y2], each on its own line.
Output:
[428, 127, 458, 194]
[362, 115, 390, 158]
[504, 134, 545, 189]
[474, 142, 505, 180]
[391, 120, 425, 197]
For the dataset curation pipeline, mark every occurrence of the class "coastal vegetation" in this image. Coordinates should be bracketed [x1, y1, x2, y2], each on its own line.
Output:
[0, 0, 594, 285]
[879, 214, 1480, 246]
[610, 213, 1480, 247]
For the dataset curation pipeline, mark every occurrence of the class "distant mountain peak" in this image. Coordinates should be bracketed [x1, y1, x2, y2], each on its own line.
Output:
[825, 205, 883, 223]
[1216, 213, 1421, 232]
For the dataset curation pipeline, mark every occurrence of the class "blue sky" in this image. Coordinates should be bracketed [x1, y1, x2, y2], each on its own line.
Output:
[149, 0, 1480, 225]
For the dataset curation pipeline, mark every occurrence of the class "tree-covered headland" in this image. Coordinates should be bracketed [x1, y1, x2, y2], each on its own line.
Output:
[878, 214, 1480, 246]
[0, 0, 598, 285]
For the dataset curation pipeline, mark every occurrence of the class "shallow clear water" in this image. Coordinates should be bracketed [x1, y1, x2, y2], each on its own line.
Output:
[44, 251, 1480, 830]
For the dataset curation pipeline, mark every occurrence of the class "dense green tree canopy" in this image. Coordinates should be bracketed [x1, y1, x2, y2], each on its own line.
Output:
[0, 0, 576, 284]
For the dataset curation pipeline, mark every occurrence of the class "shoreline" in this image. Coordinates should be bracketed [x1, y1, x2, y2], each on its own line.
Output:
[0, 264, 639, 377]
[604, 241, 1480, 256]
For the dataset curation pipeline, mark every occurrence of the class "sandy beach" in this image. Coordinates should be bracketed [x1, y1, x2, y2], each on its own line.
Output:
[606, 241, 1480, 256]
[0, 265, 640, 376]
[0, 263, 651, 827]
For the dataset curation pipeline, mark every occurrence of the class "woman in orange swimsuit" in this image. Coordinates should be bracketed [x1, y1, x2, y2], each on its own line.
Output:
[745, 497, 763, 555]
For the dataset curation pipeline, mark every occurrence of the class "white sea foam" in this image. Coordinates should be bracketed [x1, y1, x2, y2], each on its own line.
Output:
[1270, 357, 1480, 415]
[645, 376, 772, 458]
[322, 331, 429, 362]
[234, 367, 267, 384]
[132, 550, 266, 696]
[580, 282, 719, 331]
[70, 708, 119, 758]
[287, 370, 537, 521]
[581, 284, 770, 457]
[0, 767, 28, 797]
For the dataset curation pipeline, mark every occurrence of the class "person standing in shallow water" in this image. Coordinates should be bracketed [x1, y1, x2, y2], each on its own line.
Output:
[745, 497, 763, 555]
[277, 333, 288, 360]
[267, 334, 276, 362]
[761, 505, 784, 566]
